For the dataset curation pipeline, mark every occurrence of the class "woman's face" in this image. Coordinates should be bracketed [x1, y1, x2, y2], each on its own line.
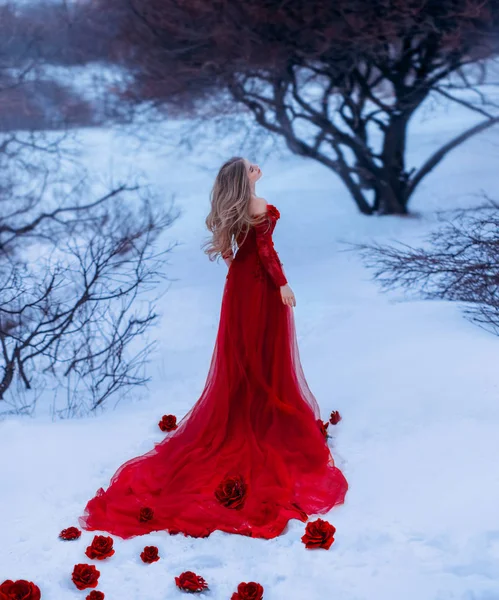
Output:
[244, 159, 262, 184]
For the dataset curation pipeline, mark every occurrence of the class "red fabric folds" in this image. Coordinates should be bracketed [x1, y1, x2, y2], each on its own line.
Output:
[78, 203, 348, 540]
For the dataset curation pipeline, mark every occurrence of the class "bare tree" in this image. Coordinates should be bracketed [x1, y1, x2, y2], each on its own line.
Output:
[54, 0, 499, 215]
[5, 2, 499, 212]
[353, 197, 499, 335]
[0, 130, 177, 418]
[0, 1, 180, 418]
[8, 1, 499, 213]
[0, 2, 179, 419]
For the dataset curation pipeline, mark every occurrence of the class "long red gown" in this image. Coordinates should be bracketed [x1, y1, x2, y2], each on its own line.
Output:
[78, 203, 348, 539]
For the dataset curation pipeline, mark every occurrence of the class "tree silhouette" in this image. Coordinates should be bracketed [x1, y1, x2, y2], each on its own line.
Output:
[70, 0, 499, 215]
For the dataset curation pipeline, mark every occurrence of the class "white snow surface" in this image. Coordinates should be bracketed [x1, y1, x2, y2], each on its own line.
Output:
[1, 100, 499, 600]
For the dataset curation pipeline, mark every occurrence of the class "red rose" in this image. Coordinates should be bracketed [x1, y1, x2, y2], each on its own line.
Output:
[139, 506, 154, 522]
[59, 526, 81, 540]
[85, 535, 115, 560]
[86, 592, 105, 600]
[0, 580, 41, 600]
[71, 564, 100, 590]
[158, 414, 178, 432]
[329, 410, 342, 425]
[175, 571, 208, 593]
[231, 581, 264, 600]
[301, 518, 336, 550]
[215, 475, 247, 509]
[316, 418, 329, 439]
[140, 545, 160, 563]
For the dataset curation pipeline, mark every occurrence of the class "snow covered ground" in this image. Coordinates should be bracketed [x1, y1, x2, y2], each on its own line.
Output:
[1, 100, 499, 599]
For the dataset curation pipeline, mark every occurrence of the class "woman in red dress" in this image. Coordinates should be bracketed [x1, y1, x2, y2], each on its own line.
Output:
[78, 156, 348, 540]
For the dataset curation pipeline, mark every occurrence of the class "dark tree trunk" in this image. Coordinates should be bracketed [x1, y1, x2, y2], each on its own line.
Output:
[377, 115, 411, 214]
[0, 357, 15, 401]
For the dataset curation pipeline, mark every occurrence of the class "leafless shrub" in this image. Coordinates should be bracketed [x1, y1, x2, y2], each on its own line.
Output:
[353, 196, 499, 335]
[0, 129, 178, 418]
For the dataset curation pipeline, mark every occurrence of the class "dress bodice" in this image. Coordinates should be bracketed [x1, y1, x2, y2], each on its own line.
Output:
[253, 203, 280, 230]
[233, 204, 287, 288]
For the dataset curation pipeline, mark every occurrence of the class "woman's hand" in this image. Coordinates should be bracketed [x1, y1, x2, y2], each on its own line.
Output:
[280, 283, 296, 307]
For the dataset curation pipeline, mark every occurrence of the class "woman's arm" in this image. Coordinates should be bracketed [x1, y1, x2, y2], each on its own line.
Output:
[254, 219, 288, 288]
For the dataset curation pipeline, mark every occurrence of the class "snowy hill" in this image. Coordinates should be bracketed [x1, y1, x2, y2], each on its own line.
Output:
[1, 98, 499, 599]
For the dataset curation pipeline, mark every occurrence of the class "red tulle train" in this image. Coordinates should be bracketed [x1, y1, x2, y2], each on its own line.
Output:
[78, 204, 348, 539]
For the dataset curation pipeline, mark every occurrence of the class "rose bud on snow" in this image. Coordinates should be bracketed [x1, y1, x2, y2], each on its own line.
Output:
[85, 535, 115, 560]
[140, 545, 160, 563]
[71, 564, 100, 590]
[231, 581, 264, 599]
[175, 571, 208, 593]
[301, 518, 336, 550]
[329, 410, 342, 425]
[0, 579, 41, 600]
[158, 414, 178, 432]
[59, 526, 81, 540]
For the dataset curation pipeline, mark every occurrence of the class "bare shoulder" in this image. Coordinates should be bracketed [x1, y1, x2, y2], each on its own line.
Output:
[249, 196, 268, 217]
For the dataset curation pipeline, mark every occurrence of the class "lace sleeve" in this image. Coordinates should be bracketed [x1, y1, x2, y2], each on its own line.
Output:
[254, 219, 287, 287]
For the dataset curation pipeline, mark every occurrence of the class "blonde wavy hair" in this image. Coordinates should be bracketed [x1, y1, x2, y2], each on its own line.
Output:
[203, 156, 267, 261]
